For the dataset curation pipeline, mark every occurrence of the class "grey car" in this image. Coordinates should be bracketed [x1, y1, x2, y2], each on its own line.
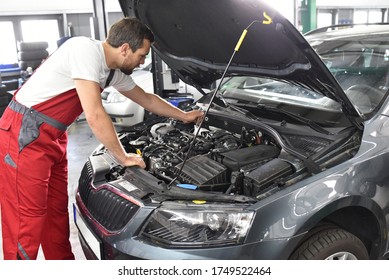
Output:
[73, 0, 389, 260]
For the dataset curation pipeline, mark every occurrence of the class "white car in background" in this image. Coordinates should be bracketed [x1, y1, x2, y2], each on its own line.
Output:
[102, 62, 203, 128]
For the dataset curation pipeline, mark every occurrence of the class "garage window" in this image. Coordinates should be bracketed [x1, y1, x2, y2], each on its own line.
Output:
[0, 21, 17, 64]
[21, 19, 60, 54]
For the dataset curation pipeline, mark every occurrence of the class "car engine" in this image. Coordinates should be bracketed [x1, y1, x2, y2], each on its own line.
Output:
[118, 117, 299, 199]
[90, 96, 361, 203]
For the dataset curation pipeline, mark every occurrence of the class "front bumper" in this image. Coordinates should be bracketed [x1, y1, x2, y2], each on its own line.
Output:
[73, 158, 302, 260]
[73, 198, 301, 260]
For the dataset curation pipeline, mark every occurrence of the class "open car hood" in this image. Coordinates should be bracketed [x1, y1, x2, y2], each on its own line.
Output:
[119, 0, 361, 120]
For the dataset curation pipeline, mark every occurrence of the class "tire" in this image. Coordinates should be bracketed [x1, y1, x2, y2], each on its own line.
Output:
[290, 228, 369, 260]
[18, 50, 48, 61]
[19, 60, 44, 71]
[17, 41, 48, 51]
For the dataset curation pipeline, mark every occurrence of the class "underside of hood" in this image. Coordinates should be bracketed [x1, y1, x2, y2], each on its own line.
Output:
[119, 0, 361, 120]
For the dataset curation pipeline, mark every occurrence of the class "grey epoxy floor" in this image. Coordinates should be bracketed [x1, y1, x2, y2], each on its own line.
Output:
[0, 119, 99, 260]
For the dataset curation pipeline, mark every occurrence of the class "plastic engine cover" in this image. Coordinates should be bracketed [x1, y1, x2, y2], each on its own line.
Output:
[173, 155, 228, 191]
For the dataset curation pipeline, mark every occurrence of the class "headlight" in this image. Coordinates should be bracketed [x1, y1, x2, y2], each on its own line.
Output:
[106, 91, 126, 103]
[139, 204, 254, 247]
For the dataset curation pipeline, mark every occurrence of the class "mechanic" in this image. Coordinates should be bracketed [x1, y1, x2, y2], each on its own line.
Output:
[0, 17, 203, 260]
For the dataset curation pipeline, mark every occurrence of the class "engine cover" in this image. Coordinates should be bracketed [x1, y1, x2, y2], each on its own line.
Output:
[173, 155, 228, 191]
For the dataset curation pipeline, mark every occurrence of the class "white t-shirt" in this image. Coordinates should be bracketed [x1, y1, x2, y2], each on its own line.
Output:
[16, 36, 136, 107]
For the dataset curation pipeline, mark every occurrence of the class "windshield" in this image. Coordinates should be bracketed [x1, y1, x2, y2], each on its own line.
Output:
[220, 35, 389, 116]
[309, 36, 389, 114]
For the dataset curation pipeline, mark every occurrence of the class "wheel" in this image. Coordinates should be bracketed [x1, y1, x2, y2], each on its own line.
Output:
[19, 60, 44, 71]
[17, 41, 48, 51]
[18, 49, 48, 61]
[290, 228, 369, 260]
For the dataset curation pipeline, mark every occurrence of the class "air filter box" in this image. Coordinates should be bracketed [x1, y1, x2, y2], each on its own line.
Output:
[218, 145, 280, 171]
[243, 158, 293, 196]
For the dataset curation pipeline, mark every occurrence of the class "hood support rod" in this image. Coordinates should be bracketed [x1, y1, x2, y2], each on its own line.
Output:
[167, 20, 260, 189]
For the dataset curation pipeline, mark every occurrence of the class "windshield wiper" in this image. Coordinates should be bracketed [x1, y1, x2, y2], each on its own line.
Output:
[222, 95, 333, 135]
[256, 104, 333, 135]
[224, 102, 262, 121]
[167, 22, 260, 189]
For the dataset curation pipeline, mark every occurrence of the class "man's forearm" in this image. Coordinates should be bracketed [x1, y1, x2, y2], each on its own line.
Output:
[86, 110, 127, 163]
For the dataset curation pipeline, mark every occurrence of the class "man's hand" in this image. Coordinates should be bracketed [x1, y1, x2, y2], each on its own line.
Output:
[181, 109, 204, 123]
[120, 153, 146, 168]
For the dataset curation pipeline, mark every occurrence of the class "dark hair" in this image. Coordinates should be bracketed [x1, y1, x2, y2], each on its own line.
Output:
[106, 17, 154, 52]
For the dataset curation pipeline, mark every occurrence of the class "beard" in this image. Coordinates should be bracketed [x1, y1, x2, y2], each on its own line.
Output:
[120, 68, 133, 75]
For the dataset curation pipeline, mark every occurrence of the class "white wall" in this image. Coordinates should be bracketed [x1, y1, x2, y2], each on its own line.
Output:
[0, 0, 295, 20]
[264, 0, 296, 22]
[317, 0, 389, 8]
[0, 0, 121, 15]
[2, 0, 388, 20]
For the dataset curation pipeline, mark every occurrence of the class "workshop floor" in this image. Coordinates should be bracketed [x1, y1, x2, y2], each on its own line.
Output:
[0, 119, 99, 260]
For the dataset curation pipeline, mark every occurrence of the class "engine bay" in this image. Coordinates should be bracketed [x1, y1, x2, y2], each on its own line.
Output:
[127, 120, 288, 197]
[108, 108, 361, 201]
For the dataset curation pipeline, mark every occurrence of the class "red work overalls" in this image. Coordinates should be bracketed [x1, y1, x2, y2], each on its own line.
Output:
[0, 89, 83, 260]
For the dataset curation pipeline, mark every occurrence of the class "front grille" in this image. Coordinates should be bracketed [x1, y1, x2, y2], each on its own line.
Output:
[77, 160, 140, 231]
[87, 188, 139, 231]
[78, 161, 94, 203]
